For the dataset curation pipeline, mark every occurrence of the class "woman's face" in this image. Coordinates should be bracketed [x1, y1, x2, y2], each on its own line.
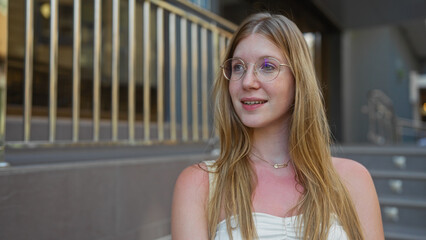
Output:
[228, 34, 295, 130]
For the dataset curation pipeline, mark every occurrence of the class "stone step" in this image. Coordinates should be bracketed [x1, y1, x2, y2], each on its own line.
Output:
[374, 178, 426, 197]
[309, 146, 426, 238]
[350, 155, 426, 171]
[380, 195, 426, 209]
[371, 170, 426, 180]
[380, 196, 426, 229]
[384, 223, 426, 240]
[333, 146, 426, 172]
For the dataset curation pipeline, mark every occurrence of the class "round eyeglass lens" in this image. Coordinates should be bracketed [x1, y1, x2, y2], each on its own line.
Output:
[256, 57, 280, 82]
[223, 58, 245, 81]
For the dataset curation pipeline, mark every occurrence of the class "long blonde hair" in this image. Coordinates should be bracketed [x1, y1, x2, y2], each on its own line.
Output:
[209, 13, 363, 240]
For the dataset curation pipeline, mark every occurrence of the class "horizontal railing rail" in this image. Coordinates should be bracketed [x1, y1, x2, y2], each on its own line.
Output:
[2, 0, 236, 157]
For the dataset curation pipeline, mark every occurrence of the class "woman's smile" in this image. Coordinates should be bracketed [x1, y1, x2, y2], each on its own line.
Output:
[241, 97, 268, 110]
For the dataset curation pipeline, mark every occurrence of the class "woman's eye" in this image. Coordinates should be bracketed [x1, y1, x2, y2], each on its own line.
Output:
[232, 64, 245, 73]
[261, 63, 276, 72]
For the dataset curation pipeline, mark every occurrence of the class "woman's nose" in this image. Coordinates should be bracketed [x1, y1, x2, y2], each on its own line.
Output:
[242, 65, 261, 89]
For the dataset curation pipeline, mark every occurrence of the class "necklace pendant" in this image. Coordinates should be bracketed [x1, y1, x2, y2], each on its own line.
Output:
[273, 163, 288, 169]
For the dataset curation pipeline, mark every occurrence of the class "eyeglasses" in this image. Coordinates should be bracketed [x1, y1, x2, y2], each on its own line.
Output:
[221, 57, 291, 82]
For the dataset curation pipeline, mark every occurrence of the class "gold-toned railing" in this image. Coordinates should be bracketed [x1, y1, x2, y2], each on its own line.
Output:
[0, 0, 8, 166]
[0, 0, 236, 164]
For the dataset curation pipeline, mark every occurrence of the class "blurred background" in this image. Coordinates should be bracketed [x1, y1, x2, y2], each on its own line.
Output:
[0, 0, 426, 239]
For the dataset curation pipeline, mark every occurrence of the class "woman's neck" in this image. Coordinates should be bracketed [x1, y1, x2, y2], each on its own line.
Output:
[251, 123, 291, 165]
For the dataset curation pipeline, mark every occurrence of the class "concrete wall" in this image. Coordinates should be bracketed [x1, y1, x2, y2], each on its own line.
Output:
[342, 26, 418, 143]
[0, 154, 205, 240]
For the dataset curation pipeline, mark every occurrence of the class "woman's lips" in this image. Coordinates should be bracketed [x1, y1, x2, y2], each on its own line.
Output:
[242, 100, 267, 105]
[240, 98, 268, 110]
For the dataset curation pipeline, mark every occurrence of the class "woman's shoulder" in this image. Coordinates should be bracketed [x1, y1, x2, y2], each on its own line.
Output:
[172, 163, 209, 239]
[331, 157, 371, 180]
[331, 157, 385, 239]
[331, 157, 374, 194]
[174, 162, 211, 197]
[171, 162, 212, 238]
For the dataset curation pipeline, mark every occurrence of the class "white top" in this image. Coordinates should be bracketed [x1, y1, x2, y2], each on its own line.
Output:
[214, 212, 348, 240]
[204, 160, 349, 240]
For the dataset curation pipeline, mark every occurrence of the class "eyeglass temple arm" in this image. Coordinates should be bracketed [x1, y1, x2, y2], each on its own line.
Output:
[280, 63, 291, 67]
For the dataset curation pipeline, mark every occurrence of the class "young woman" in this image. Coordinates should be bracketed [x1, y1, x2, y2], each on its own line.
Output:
[172, 12, 384, 240]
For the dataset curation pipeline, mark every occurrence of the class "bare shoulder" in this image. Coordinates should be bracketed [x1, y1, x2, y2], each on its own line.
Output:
[332, 157, 384, 239]
[172, 162, 210, 212]
[332, 157, 371, 184]
[174, 162, 210, 195]
[171, 162, 210, 239]
[332, 157, 375, 207]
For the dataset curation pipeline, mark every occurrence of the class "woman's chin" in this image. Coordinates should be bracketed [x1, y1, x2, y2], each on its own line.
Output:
[241, 120, 268, 129]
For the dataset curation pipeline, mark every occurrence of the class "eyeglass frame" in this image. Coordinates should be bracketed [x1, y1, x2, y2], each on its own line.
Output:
[220, 56, 292, 82]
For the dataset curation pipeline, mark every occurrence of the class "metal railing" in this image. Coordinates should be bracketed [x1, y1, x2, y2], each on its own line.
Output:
[0, 0, 8, 166]
[0, 0, 237, 164]
[365, 89, 426, 145]
[365, 90, 399, 144]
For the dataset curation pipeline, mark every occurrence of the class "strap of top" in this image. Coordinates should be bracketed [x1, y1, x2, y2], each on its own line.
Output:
[203, 160, 217, 201]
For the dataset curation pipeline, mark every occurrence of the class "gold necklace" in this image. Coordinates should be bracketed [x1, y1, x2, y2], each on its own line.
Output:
[250, 152, 290, 169]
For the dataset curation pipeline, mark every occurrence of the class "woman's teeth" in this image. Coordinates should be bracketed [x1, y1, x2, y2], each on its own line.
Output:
[243, 101, 266, 105]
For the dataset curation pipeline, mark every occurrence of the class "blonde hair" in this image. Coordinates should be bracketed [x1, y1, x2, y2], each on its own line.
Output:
[209, 13, 363, 240]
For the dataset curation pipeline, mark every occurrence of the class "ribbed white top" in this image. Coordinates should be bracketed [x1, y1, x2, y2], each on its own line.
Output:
[204, 160, 349, 240]
[214, 212, 348, 240]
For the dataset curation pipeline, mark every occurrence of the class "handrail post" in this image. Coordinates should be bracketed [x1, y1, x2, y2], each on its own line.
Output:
[0, 0, 9, 167]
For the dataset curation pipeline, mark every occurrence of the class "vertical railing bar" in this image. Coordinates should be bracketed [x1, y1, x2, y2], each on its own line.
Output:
[212, 30, 219, 89]
[191, 22, 199, 141]
[157, 7, 164, 141]
[72, 0, 81, 142]
[24, 0, 34, 142]
[112, 0, 120, 141]
[219, 35, 225, 63]
[143, 0, 151, 142]
[180, 18, 188, 142]
[128, 0, 136, 142]
[201, 28, 208, 141]
[93, 0, 102, 142]
[0, 0, 9, 166]
[212, 29, 219, 138]
[49, 0, 58, 143]
[169, 13, 177, 141]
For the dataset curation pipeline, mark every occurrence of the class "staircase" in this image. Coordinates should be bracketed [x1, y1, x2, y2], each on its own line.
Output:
[333, 145, 426, 240]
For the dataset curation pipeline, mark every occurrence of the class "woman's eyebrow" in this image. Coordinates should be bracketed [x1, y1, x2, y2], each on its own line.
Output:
[231, 55, 285, 62]
[257, 55, 284, 61]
